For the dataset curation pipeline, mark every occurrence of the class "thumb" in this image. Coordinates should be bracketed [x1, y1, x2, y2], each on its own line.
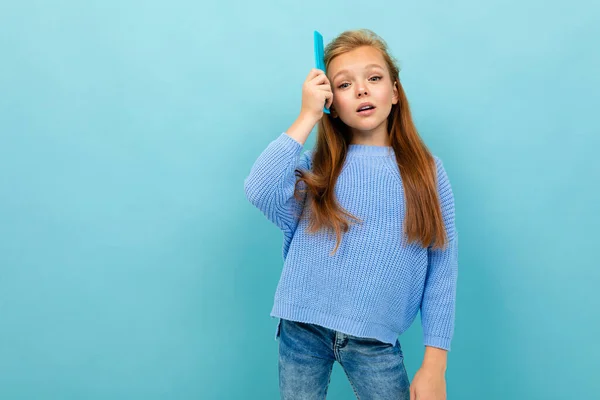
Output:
[410, 384, 416, 400]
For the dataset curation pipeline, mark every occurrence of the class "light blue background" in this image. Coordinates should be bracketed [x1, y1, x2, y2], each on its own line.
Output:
[1, 1, 598, 399]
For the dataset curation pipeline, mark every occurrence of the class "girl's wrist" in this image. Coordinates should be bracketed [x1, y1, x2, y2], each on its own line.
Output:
[286, 113, 318, 145]
[298, 110, 320, 127]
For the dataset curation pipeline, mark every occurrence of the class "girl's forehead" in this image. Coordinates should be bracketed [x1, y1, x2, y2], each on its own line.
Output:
[328, 47, 386, 74]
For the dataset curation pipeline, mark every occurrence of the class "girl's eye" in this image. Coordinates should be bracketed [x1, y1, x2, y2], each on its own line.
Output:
[337, 76, 381, 89]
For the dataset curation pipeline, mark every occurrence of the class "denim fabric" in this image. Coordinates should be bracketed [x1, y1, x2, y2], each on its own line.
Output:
[277, 318, 410, 400]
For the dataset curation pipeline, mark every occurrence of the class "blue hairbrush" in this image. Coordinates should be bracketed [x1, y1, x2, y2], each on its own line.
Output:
[313, 30, 330, 114]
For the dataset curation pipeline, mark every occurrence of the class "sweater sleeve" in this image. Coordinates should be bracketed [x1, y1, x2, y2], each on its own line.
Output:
[420, 156, 459, 351]
[243, 132, 312, 238]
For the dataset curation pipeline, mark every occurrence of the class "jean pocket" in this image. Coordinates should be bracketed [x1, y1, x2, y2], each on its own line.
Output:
[350, 335, 403, 355]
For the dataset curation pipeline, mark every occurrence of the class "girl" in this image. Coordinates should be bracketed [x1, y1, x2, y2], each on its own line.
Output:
[244, 29, 457, 400]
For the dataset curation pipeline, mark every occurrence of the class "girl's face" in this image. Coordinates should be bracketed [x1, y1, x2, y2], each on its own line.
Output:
[327, 46, 399, 137]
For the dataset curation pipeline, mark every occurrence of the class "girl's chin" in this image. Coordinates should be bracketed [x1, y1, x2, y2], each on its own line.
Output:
[346, 119, 385, 132]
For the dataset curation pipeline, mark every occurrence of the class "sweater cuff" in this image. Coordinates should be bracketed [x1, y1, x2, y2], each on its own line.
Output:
[280, 132, 304, 149]
[423, 335, 452, 351]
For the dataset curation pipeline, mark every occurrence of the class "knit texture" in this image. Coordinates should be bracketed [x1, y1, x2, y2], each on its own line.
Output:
[244, 132, 458, 351]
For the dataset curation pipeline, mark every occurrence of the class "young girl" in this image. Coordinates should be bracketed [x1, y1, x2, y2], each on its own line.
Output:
[244, 29, 457, 400]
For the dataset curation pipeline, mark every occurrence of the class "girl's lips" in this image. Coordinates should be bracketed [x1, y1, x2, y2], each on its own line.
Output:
[357, 107, 376, 116]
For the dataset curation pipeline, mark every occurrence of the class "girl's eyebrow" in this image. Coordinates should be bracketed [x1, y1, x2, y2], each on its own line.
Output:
[332, 64, 384, 81]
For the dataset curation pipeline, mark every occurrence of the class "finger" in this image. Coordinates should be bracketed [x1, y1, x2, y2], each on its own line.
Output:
[311, 72, 329, 85]
[316, 83, 332, 92]
[307, 68, 322, 81]
[319, 88, 332, 102]
[325, 92, 333, 109]
[410, 385, 416, 400]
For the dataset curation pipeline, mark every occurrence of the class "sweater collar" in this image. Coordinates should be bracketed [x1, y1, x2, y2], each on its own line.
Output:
[347, 143, 394, 157]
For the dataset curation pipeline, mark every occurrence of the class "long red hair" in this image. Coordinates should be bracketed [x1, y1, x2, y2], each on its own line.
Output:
[295, 29, 447, 255]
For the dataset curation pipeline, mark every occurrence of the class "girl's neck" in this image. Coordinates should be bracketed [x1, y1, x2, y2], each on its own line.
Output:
[349, 123, 391, 147]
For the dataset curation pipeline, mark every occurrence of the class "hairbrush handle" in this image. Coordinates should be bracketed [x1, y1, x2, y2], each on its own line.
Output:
[313, 30, 330, 115]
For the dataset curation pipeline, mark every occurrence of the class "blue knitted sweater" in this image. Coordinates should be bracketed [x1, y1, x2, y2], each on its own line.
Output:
[244, 132, 458, 351]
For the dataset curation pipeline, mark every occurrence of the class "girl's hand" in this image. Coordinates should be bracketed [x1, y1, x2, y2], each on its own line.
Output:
[410, 366, 447, 400]
[299, 68, 333, 123]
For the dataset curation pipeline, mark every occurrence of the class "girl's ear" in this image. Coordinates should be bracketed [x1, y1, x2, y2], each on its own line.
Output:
[392, 81, 399, 105]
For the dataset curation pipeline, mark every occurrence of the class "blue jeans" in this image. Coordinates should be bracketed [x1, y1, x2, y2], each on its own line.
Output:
[277, 318, 411, 400]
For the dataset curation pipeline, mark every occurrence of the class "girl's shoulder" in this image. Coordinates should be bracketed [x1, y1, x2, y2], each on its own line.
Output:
[431, 154, 448, 177]
[429, 154, 455, 193]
